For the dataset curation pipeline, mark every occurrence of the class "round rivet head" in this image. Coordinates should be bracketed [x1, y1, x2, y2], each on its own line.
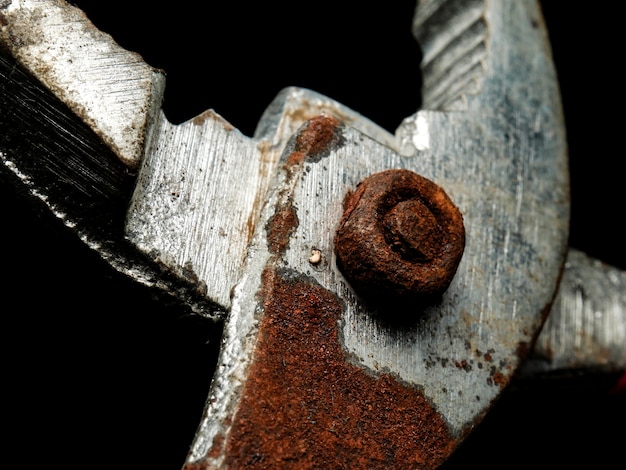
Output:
[334, 169, 465, 303]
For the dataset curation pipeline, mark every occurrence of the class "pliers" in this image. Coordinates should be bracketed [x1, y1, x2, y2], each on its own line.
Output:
[1, 1, 624, 468]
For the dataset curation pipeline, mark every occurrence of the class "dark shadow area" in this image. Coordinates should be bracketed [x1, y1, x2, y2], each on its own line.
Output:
[1, 178, 223, 469]
[539, 1, 625, 270]
[71, 1, 423, 136]
[441, 371, 625, 469]
[359, 291, 443, 332]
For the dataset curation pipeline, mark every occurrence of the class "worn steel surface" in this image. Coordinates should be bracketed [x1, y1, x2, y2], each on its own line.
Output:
[123, 87, 395, 317]
[524, 248, 626, 377]
[0, 0, 164, 168]
[0, 50, 219, 316]
[184, 1, 570, 466]
[1, 0, 623, 469]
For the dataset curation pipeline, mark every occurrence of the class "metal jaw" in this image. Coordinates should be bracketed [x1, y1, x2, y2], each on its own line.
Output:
[1, 1, 624, 468]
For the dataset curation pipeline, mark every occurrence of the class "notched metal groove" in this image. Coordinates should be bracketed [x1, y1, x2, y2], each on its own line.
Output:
[414, 0, 488, 111]
[0, 50, 223, 319]
[426, 58, 486, 111]
[422, 33, 487, 110]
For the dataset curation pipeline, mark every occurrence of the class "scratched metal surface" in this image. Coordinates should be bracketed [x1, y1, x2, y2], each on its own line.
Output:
[0, 1, 618, 381]
[1, 0, 570, 455]
[377, 0, 569, 427]
[0, 0, 164, 168]
[525, 248, 626, 376]
[0, 0, 569, 325]
[185, 0, 569, 464]
[0, 1, 623, 468]
[125, 88, 396, 314]
[0, 0, 623, 468]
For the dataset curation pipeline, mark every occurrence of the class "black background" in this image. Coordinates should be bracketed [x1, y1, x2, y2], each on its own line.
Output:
[3, 2, 624, 469]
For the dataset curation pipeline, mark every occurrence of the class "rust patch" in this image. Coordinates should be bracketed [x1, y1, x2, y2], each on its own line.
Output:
[283, 114, 343, 180]
[208, 434, 225, 460]
[335, 169, 465, 304]
[293, 114, 343, 162]
[488, 371, 508, 388]
[483, 350, 494, 362]
[192, 109, 234, 131]
[264, 114, 344, 257]
[265, 203, 298, 256]
[217, 268, 456, 469]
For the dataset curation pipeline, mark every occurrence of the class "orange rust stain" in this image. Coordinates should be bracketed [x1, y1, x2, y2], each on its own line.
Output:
[217, 269, 456, 469]
[285, 150, 305, 168]
[264, 114, 343, 257]
[191, 110, 213, 126]
[191, 110, 235, 131]
[282, 114, 342, 174]
[265, 204, 298, 256]
[294, 114, 341, 157]
[490, 371, 507, 388]
[208, 434, 225, 460]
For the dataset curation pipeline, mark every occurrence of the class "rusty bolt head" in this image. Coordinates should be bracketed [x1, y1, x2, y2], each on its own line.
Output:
[334, 169, 465, 303]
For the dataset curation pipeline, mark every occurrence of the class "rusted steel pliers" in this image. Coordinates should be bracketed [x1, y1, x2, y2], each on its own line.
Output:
[1, 1, 624, 468]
